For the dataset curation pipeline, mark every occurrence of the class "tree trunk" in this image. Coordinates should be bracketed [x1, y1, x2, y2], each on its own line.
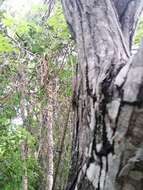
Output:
[46, 81, 54, 190]
[18, 63, 29, 190]
[38, 56, 56, 190]
[21, 142, 28, 190]
[61, 0, 143, 190]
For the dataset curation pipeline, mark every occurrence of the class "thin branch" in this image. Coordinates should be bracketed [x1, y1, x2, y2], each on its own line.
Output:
[52, 102, 71, 190]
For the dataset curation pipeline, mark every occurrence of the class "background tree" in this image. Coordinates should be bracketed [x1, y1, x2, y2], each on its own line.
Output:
[0, 1, 75, 189]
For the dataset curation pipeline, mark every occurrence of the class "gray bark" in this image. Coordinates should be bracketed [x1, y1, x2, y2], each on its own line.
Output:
[18, 63, 29, 190]
[38, 57, 54, 190]
[61, 0, 143, 190]
[113, 0, 143, 49]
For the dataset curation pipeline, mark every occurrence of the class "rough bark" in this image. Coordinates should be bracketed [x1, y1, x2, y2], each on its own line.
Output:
[113, 0, 143, 49]
[38, 56, 57, 190]
[18, 63, 28, 190]
[21, 142, 28, 190]
[46, 81, 54, 190]
[61, 0, 143, 190]
[52, 104, 71, 190]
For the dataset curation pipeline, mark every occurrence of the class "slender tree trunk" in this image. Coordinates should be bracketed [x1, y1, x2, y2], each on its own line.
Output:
[52, 104, 71, 190]
[38, 56, 56, 190]
[19, 63, 28, 190]
[21, 142, 28, 190]
[62, 0, 143, 190]
[46, 81, 54, 190]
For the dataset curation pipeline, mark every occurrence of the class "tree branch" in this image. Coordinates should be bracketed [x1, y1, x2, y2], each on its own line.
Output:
[113, 0, 143, 49]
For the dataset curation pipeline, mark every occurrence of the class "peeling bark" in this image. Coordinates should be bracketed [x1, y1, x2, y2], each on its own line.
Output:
[61, 0, 143, 190]
[44, 81, 54, 190]
[38, 57, 55, 190]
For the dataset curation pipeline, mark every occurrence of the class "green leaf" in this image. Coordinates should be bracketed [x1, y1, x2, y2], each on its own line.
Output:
[0, 34, 13, 53]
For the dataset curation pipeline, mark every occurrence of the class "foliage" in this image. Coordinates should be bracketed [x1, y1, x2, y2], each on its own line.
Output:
[0, 124, 39, 190]
[0, 34, 13, 52]
[0, 1, 75, 189]
[134, 18, 143, 45]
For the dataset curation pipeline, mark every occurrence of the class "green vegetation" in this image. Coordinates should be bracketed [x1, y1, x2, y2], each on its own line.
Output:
[0, 1, 75, 189]
[134, 18, 143, 45]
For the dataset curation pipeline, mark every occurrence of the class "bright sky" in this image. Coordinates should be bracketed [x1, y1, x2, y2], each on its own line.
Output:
[2, 0, 42, 126]
[3, 0, 42, 17]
